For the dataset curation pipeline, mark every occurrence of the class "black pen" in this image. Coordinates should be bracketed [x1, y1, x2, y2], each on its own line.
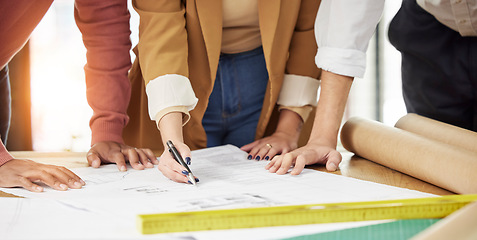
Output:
[166, 140, 197, 186]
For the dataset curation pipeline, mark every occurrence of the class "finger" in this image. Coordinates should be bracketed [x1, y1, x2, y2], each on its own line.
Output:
[126, 148, 145, 170]
[111, 152, 128, 172]
[264, 147, 280, 161]
[17, 176, 43, 192]
[266, 155, 283, 173]
[141, 148, 158, 165]
[264, 156, 275, 170]
[134, 148, 153, 168]
[255, 144, 276, 161]
[240, 141, 259, 152]
[247, 142, 264, 160]
[30, 170, 69, 191]
[157, 164, 189, 183]
[325, 151, 342, 172]
[290, 155, 307, 175]
[86, 150, 101, 168]
[42, 166, 83, 190]
[276, 152, 296, 175]
[55, 166, 85, 188]
[175, 144, 192, 166]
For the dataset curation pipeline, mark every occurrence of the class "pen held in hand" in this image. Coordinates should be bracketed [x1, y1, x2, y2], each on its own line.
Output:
[166, 140, 197, 186]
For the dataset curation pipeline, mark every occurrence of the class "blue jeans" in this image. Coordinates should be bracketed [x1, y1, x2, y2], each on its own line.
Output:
[202, 46, 269, 147]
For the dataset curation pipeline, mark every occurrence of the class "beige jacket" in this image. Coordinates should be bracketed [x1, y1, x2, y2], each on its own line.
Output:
[123, 0, 321, 152]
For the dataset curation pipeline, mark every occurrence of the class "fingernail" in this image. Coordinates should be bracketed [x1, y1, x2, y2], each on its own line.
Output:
[247, 155, 252, 160]
[60, 184, 68, 190]
[80, 180, 86, 185]
[195, 178, 200, 182]
[74, 182, 82, 188]
[93, 160, 100, 167]
[147, 162, 154, 168]
[182, 170, 189, 175]
[185, 157, 191, 165]
[120, 166, 127, 172]
[329, 162, 337, 171]
[265, 156, 269, 160]
[36, 186, 43, 192]
[188, 180, 192, 184]
[255, 156, 260, 161]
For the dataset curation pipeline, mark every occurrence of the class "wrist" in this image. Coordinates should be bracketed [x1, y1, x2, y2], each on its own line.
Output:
[158, 112, 184, 149]
[275, 109, 303, 141]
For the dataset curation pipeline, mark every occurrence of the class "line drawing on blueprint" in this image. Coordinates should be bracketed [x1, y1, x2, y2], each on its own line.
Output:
[81, 167, 131, 185]
[177, 193, 283, 211]
[122, 185, 168, 194]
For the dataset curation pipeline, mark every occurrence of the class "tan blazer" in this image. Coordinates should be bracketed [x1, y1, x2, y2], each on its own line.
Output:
[123, 0, 321, 152]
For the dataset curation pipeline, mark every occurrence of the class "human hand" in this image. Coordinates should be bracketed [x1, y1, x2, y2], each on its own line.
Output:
[86, 141, 158, 171]
[241, 132, 298, 161]
[265, 142, 342, 175]
[0, 159, 85, 192]
[157, 141, 198, 184]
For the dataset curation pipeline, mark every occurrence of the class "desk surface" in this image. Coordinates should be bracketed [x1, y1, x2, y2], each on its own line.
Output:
[0, 150, 454, 197]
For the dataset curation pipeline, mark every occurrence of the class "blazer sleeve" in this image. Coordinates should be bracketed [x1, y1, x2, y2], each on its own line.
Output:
[277, 0, 321, 120]
[75, 0, 132, 145]
[133, 0, 198, 122]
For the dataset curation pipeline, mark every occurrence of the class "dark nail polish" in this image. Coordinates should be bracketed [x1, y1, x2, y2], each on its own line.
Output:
[182, 170, 189, 175]
[255, 156, 260, 161]
[195, 178, 200, 183]
[265, 156, 270, 160]
[185, 157, 191, 165]
[247, 155, 252, 160]
[188, 180, 192, 184]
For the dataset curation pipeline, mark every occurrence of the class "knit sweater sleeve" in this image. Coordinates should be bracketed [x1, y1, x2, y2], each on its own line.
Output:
[74, 0, 132, 145]
[0, 141, 13, 166]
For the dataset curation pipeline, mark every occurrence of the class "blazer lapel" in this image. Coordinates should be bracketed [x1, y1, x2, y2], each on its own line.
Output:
[258, 0, 281, 76]
[196, 0, 223, 81]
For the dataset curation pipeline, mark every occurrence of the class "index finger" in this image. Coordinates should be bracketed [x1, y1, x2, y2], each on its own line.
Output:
[290, 155, 307, 175]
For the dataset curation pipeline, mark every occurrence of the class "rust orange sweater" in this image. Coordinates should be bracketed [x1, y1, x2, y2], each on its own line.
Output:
[0, 0, 132, 165]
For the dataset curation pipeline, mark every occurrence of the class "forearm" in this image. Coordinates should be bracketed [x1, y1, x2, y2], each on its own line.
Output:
[308, 70, 353, 148]
[157, 112, 184, 149]
[75, 0, 132, 145]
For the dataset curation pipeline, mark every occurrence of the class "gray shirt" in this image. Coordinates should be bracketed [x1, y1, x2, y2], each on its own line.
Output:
[417, 0, 477, 36]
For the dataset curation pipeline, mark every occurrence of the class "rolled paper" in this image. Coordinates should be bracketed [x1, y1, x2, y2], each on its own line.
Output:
[411, 201, 477, 240]
[395, 113, 477, 154]
[340, 117, 477, 194]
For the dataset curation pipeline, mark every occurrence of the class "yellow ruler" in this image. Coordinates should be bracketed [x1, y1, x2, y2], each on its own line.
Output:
[137, 194, 477, 234]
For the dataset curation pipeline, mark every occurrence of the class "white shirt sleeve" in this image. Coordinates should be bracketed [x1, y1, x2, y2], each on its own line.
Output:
[277, 74, 320, 107]
[145, 74, 198, 121]
[315, 0, 385, 78]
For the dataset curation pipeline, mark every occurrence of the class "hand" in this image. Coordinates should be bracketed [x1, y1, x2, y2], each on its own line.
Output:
[157, 141, 197, 184]
[0, 159, 85, 192]
[241, 132, 298, 161]
[265, 142, 342, 175]
[86, 141, 158, 171]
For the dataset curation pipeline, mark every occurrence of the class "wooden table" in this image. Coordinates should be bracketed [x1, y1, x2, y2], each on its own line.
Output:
[0, 149, 454, 197]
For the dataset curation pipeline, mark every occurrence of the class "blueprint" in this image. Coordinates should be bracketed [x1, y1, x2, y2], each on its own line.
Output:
[0, 145, 434, 240]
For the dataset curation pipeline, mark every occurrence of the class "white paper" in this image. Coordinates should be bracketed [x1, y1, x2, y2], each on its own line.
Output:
[0, 145, 434, 240]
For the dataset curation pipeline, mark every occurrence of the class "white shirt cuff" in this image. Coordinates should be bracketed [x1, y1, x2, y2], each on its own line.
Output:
[316, 46, 367, 78]
[277, 74, 320, 107]
[145, 74, 199, 120]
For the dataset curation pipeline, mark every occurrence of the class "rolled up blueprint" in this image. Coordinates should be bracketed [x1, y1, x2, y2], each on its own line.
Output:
[340, 117, 477, 194]
[395, 113, 477, 154]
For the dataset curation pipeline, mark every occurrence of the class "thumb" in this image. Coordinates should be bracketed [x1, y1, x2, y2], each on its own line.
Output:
[86, 150, 101, 168]
[325, 151, 342, 172]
